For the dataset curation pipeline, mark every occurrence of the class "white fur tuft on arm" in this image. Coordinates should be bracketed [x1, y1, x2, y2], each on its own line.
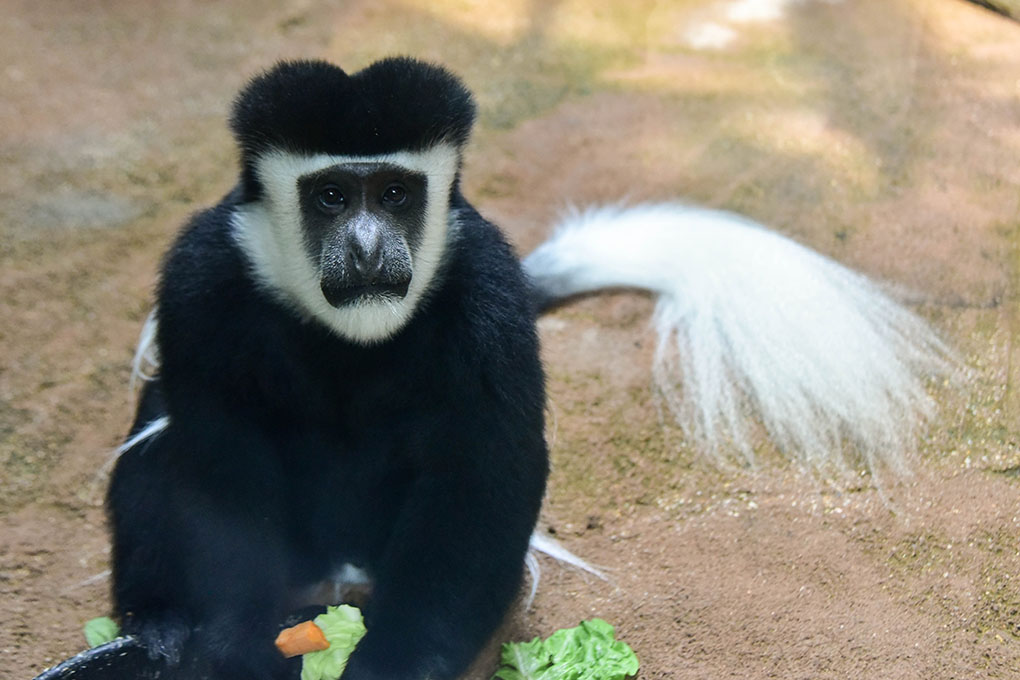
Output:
[129, 308, 161, 391]
[525, 203, 955, 475]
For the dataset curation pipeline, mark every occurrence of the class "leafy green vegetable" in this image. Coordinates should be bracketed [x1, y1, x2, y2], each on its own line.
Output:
[83, 616, 120, 648]
[493, 619, 639, 680]
[300, 605, 367, 680]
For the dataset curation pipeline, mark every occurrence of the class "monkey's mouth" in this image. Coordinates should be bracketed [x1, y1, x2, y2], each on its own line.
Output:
[321, 280, 410, 307]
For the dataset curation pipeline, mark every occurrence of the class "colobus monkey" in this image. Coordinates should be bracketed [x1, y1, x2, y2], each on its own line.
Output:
[109, 57, 950, 680]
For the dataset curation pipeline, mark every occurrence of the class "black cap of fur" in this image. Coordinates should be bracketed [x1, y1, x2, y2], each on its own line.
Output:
[230, 57, 477, 198]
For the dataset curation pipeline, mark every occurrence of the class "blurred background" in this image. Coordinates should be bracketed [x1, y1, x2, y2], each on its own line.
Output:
[2, 1, 1019, 678]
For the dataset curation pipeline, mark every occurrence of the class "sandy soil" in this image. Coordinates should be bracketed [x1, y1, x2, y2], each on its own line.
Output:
[2, 1, 1019, 678]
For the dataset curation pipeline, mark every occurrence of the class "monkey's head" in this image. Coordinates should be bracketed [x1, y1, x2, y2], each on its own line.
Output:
[227, 58, 477, 344]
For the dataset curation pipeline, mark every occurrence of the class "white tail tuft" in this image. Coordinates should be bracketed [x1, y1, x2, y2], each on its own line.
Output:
[528, 531, 607, 580]
[116, 416, 170, 456]
[525, 203, 955, 475]
[523, 551, 541, 608]
[129, 308, 161, 391]
[98, 415, 170, 482]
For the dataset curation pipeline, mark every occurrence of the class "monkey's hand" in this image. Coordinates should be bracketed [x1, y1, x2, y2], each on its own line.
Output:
[121, 611, 191, 665]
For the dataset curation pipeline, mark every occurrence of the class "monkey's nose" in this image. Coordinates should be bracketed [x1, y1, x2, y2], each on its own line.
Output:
[347, 231, 384, 282]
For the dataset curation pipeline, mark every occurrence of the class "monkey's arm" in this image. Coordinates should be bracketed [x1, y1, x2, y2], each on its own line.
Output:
[344, 408, 547, 680]
[109, 403, 297, 680]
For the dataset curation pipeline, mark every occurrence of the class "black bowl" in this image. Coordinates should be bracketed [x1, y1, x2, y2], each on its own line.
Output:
[32, 637, 167, 680]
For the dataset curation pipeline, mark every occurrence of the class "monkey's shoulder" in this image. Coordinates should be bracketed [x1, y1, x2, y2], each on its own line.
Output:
[157, 194, 253, 308]
[151, 196, 302, 392]
[433, 206, 537, 338]
[414, 208, 544, 414]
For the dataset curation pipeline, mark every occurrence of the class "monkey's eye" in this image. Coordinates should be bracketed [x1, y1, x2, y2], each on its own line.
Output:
[317, 185, 345, 209]
[382, 184, 407, 206]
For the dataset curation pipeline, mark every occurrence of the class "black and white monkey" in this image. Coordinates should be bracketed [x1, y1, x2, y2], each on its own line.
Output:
[109, 57, 950, 680]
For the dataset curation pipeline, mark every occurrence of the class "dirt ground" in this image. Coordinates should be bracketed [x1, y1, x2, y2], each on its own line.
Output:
[2, 0, 1020, 678]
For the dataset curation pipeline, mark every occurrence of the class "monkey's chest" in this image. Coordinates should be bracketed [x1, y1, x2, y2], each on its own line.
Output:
[277, 428, 416, 580]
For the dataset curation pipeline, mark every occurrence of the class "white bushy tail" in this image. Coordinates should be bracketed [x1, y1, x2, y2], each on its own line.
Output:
[524, 203, 954, 476]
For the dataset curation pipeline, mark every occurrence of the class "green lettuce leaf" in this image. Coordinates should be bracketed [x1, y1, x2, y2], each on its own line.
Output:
[83, 616, 120, 648]
[300, 605, 367, 680]
[493, 619, 639, 680]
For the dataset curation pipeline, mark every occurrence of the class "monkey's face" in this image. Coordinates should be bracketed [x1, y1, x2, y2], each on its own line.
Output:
[298, 163, 426, 308]
[232, 144, 459, 344]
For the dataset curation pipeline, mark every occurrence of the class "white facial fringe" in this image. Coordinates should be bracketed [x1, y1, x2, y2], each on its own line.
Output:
[234, 146, 460, 344]
[524, 203, 956, 476]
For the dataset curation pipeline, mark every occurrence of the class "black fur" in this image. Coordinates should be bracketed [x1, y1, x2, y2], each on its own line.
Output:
[231, 58, 476, 200]
[108, 61, 546, 680]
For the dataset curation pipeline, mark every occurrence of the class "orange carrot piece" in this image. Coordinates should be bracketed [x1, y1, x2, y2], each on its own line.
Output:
[275, 620, 331, 658]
